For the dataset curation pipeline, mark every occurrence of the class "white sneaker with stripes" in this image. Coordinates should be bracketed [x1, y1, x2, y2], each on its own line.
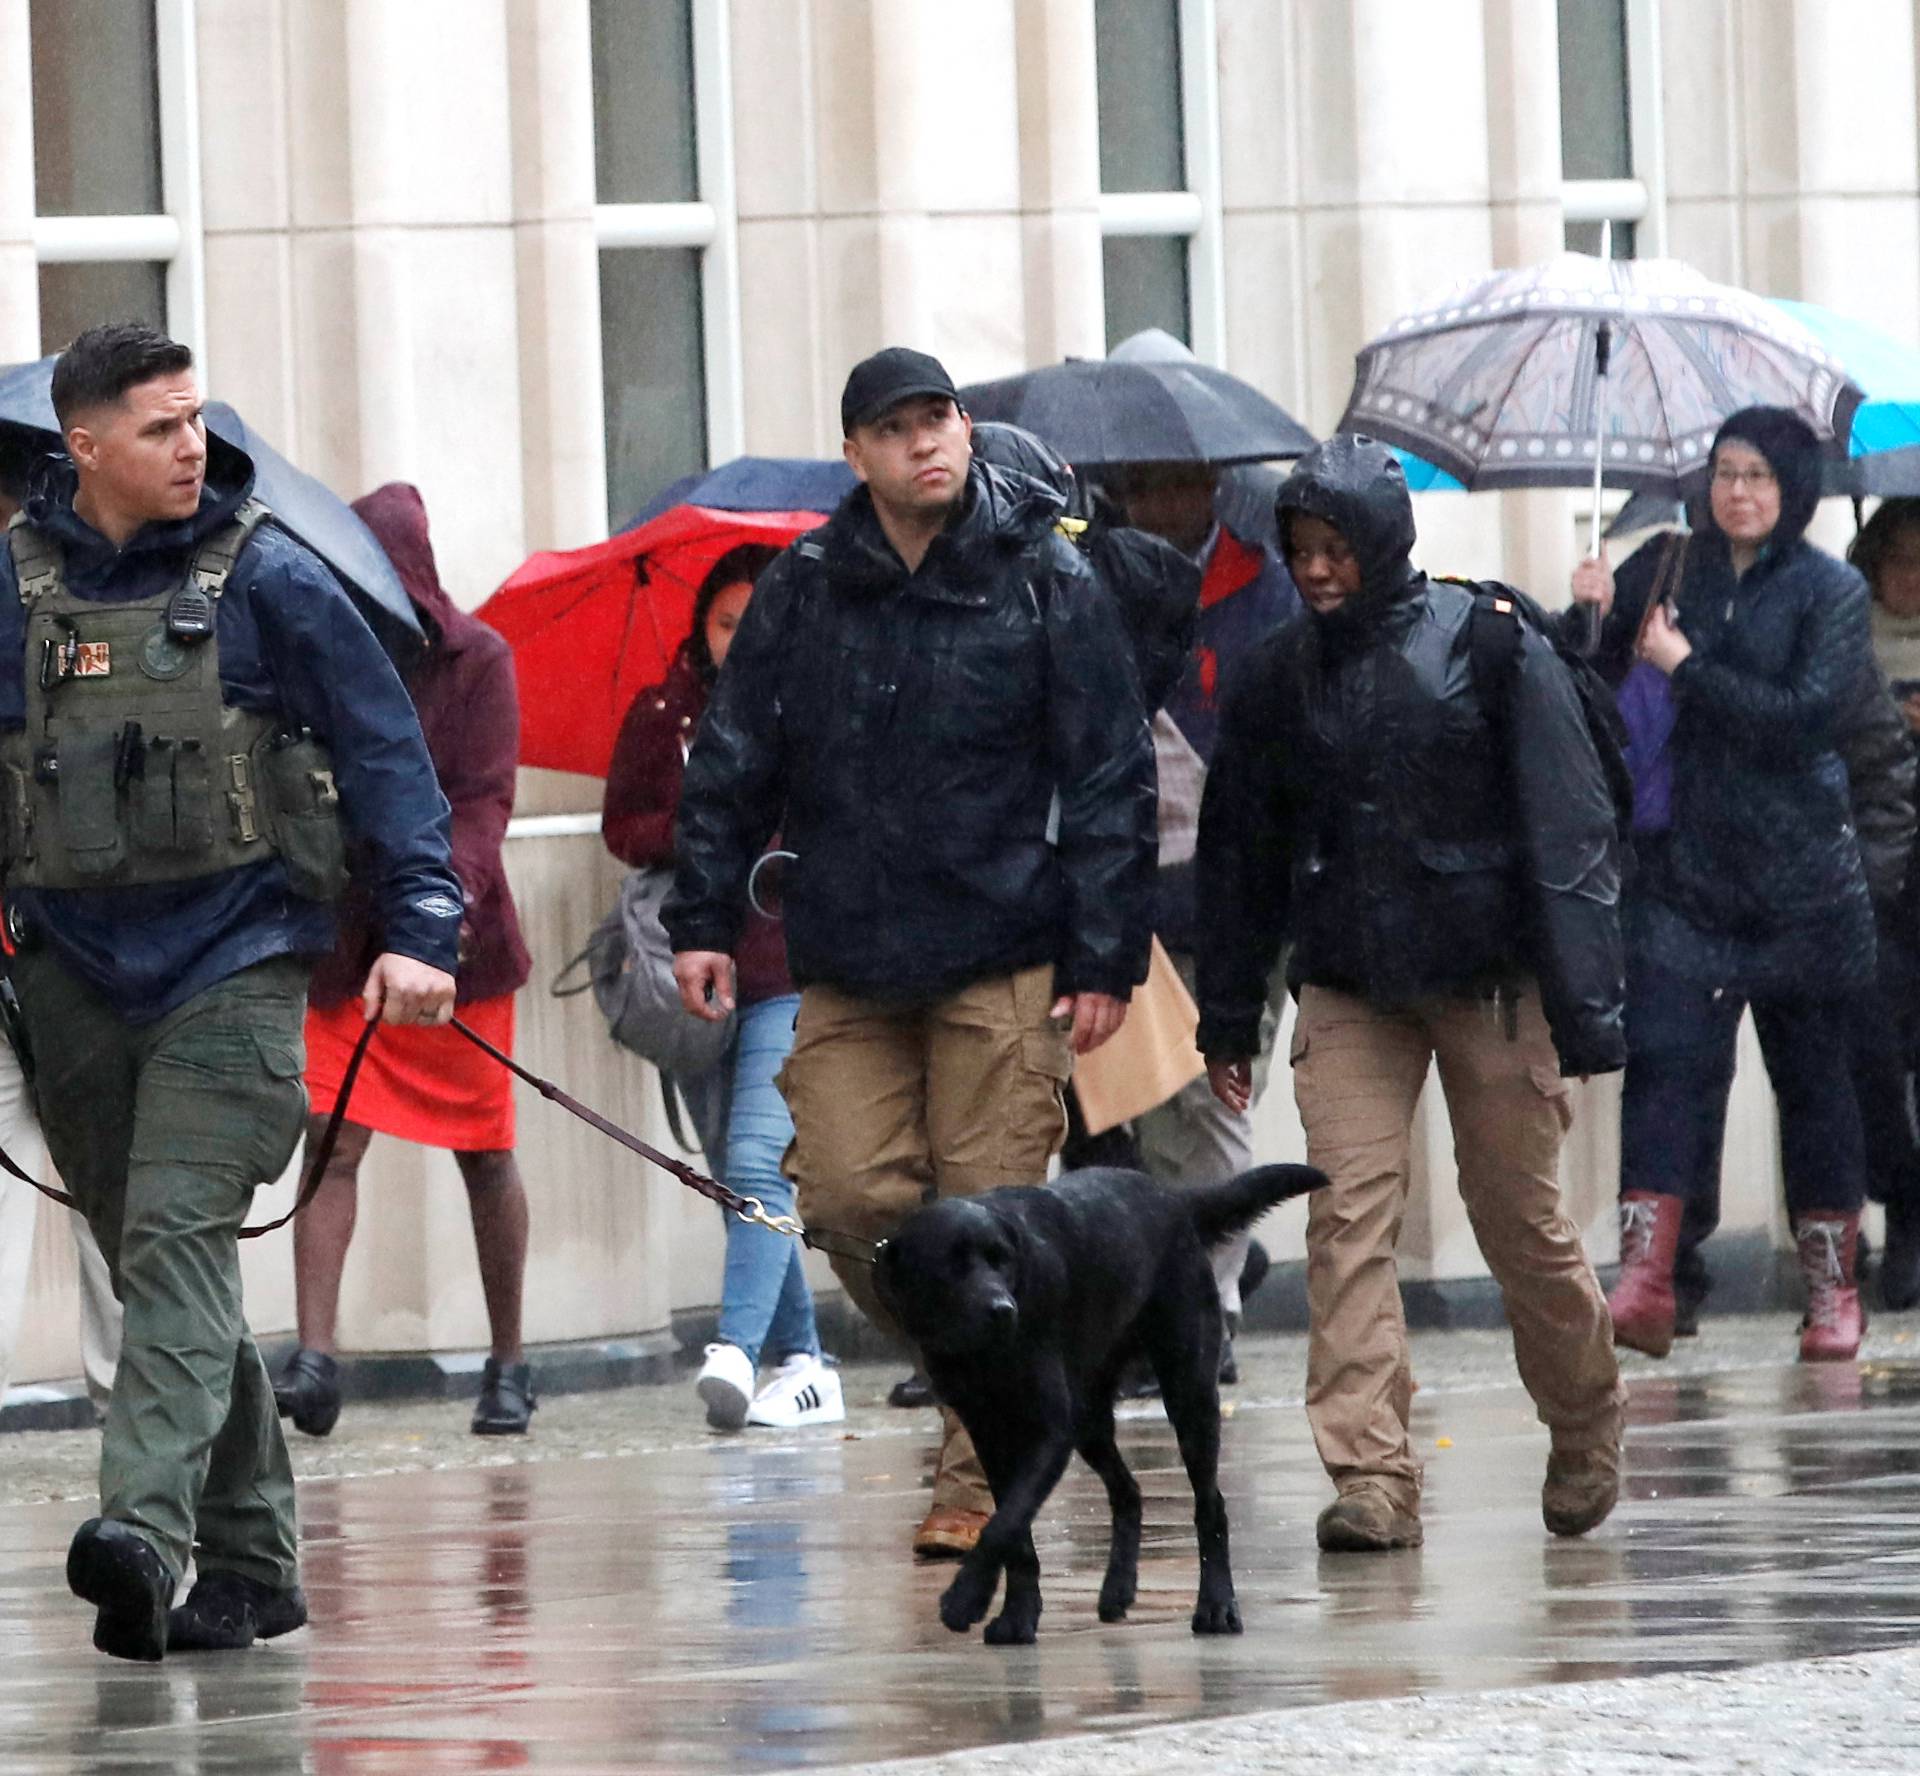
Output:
[696, 1341, 755, 1431]
[746, 1353, 845, 1428]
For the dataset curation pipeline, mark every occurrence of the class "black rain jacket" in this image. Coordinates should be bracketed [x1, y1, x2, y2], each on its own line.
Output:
[1838, 662, 1916, 916]
[1195, 436, 1627, 1076]
[663, 460, 1157, 1002]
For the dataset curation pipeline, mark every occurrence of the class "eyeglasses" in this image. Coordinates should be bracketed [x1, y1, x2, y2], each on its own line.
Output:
[1711, 466, 1778, 492]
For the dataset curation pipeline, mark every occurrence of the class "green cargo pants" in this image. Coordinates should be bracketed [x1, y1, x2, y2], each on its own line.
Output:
[12, 948, 311, 1588]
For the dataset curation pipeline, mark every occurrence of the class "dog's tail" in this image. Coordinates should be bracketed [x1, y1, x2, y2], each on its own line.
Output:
[1186, 1163, 1328, 1246]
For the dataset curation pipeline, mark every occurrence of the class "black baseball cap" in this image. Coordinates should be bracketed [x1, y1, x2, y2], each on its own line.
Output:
[840, 346, 961, 434]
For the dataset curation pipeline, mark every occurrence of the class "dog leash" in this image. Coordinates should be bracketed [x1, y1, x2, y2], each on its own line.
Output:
[0, 1009, 880, 1263]
[0, 1015, 381, 1242]
[444, 1016, 884, 1267]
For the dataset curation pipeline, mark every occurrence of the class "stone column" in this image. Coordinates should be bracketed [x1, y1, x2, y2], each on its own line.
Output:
[0, 0, 38, 360]
[507, 0, 609, 555]
[1014, 0, 1104, 367]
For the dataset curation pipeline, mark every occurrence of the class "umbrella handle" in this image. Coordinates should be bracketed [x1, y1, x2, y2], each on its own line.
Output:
[1585, 254, 1615, 656]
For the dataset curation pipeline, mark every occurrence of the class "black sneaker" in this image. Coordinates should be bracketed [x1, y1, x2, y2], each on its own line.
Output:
[887, 1370, 935, 1409]
[1672, 1244, 1711, 1339]
[471, 1358, 536, 1435]
[168, 1570, 308, 1652]
[1884, 1202, 1920, 1312]
[273, 1348, 342, 1437]
[67, 1518, 176, 1663]
[1239, 1239, 1272, 1305]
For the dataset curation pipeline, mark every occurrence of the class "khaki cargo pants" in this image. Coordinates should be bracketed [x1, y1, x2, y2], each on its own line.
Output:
[778, 963, 1071, 1515]
[13, 949, 311, 1589]
[1290, 982, 1623, 1514]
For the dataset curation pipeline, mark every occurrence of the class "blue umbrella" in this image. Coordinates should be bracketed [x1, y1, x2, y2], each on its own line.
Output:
[1392, 447, 1465, 493]
[1774, 299, 1920, 455]
[0, 356, 421, 658]
[621, 456, 856, 531]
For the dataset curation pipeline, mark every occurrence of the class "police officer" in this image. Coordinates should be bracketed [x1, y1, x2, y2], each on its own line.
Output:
[1, 324, 461, 1661]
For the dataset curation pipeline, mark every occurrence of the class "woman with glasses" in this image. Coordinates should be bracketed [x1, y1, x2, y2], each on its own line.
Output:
[1570, 407, 1877, 1362]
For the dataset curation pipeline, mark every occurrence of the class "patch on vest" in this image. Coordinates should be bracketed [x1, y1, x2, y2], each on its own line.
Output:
[140, 626, 194, 681]
[73, 641, 111, 678]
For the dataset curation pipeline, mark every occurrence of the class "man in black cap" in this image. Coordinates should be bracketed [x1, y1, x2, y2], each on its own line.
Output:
[666, 346, 1157, 1558]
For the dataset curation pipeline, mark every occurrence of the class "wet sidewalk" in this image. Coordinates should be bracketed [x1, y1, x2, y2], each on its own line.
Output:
[4, 1324, 1920, 1773]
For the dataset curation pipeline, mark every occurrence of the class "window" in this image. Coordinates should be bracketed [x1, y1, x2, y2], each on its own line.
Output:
[1558, 0, 1665, 258]
[1093, 0, 1224, 360]
[590, 0, 742, 529]
[28, 0, 203, 359]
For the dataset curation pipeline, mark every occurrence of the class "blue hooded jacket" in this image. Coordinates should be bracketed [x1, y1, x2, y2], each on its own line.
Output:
[0, 451, 462, 1021]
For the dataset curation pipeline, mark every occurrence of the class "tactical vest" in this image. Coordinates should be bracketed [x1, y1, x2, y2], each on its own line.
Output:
[0, 500, 348, 899]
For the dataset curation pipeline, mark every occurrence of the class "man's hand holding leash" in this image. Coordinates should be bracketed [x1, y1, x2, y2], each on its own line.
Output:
[363, 953, 458, 1026]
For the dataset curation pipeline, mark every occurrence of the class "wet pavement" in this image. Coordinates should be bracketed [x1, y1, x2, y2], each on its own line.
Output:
[4, 1331, 1920, 1772]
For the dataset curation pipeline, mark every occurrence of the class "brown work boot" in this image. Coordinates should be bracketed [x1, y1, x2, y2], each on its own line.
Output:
[1543, 1435, 1621, 1537]
[1314, 1485, 1423, 1552]
[1796, 1211, 1865, 1363]
[1607, 1191, 1684, 1358]
[913, 1506, 990, 1560]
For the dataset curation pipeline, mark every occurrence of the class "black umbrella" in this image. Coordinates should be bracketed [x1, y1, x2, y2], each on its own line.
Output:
[0, 357, 421, 660]
[959, 358, 1315, 470]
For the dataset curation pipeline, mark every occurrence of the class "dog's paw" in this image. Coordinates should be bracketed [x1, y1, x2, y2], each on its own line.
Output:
[1097, 1571, 1136, 1623]
[940, 1569, 996, 1633]
[1190, 1595, 1243, 1636]
[984, 1603, 1040, 1646]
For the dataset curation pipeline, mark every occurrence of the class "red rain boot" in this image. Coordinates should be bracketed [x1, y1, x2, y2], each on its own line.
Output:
[1796, 1212, 1865, 1363]
[1607, 1191, 1684, 1358]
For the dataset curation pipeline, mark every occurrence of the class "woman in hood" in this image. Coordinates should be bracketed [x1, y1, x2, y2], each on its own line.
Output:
[1572, 407, 1876, 1363]
[275, 483, 539, 1440]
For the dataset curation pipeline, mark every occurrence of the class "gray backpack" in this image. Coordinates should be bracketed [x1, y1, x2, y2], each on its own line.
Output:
[553, 864, 735, 1078]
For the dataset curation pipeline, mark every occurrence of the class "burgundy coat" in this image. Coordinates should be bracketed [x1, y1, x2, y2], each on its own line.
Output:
[602, 645, 794, 1004]
[309, 483, 533, 1008]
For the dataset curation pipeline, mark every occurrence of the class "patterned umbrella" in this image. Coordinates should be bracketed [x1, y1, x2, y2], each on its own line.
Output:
[1339, 253, 1862, 496]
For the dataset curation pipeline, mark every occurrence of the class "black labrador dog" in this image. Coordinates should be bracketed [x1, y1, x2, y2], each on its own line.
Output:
[874, 1163, 1327, 1645]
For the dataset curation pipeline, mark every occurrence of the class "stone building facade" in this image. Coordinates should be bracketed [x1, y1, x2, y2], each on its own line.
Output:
[2, 0, 1914, 1386]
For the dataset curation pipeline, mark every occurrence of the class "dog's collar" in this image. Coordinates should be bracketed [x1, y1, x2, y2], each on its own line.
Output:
[802, 1227, 886, 1267]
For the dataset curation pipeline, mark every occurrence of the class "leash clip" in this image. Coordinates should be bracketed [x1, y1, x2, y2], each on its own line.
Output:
[734, 1195, 805, 1239]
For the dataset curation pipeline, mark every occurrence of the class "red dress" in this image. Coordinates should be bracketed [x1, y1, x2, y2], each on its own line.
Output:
[305, 995, 516, 1153]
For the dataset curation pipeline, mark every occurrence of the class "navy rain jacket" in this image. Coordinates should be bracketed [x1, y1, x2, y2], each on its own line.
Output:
[0, 452, 461, 1021]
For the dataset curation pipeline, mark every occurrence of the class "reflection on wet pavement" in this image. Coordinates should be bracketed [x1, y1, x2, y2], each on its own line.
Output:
[5, 1362, 1920, 1771]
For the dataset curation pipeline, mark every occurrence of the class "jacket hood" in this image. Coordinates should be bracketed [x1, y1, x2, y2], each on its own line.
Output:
[826, 457, 1067, 589]
[968, 422, 1073, 504]
[23, 441, 257, 567]
[1707, 406, 1824, 555]
[1275, 434, 1419, 618]
[351, 481, 479, 655]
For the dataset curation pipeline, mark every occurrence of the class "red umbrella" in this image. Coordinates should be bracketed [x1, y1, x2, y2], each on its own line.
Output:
[478, 503, 826, 777]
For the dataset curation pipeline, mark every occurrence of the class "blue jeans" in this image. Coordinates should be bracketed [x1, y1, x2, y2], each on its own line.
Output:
[680, 994, 817, 1370]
